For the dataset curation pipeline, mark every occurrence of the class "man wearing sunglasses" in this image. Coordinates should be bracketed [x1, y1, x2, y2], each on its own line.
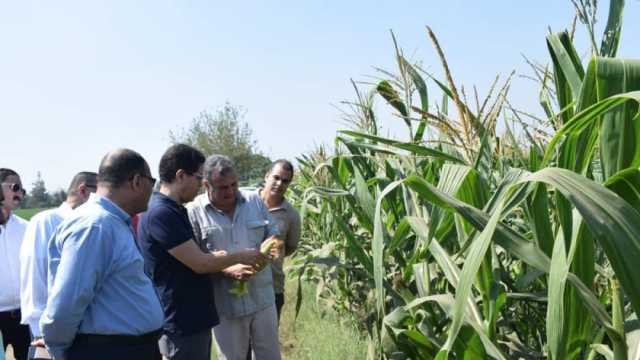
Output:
[41, 149, 164, 360]
[0, 168, 30, 360]
[0, 184, 8, 226]
[19, 172, 98, 359]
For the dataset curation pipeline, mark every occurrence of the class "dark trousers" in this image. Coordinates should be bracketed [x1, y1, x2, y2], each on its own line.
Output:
[159, 330, 212, 360]
[275, 293, 285, 322]
[68, 333, 161, 360]
[246, 293, 285, 360]
[0, 308, 30, 360]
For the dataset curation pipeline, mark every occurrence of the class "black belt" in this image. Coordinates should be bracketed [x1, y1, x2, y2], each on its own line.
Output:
[0, 308, 21, 319]
[73, 329, 161, 346]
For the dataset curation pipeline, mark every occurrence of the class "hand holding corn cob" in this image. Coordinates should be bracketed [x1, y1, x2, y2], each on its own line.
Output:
[228, 237, 283, 297]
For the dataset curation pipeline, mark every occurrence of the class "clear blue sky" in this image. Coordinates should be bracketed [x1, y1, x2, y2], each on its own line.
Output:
[1, 1, 638, 190]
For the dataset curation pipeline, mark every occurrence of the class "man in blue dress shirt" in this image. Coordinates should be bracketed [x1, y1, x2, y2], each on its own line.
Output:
[40, 149, 164, 360]
[137, 144, 267, 360]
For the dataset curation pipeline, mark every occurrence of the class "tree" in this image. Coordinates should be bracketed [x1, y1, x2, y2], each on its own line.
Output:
[50, 189, 67, 207]
[27, 171, 51, 208]
[170, 102, 271, 185]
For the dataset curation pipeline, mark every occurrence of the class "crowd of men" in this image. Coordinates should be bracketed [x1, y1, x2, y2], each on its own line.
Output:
[0, 144, 301, 360]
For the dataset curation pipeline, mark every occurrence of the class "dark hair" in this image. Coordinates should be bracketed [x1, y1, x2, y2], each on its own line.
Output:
[67, 172, 98, 194]
[267, 159, 294, 177]
[97, 149, 149, 188]
[159, 144, 205, 183]
[0, 186, 4, 224]
[203, 155, 235, 181]
[0, 168, 19, 183]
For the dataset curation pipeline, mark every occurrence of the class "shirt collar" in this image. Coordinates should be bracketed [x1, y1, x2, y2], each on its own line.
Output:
[89, 193, 132, 225]
[200, 191, 247, 213]
[152, 191, 184, 210]
[1, 211, 24, 231]
[257, 187, 288, 212]
[3, 212, 17, 228]
[58, 201, 75, 217]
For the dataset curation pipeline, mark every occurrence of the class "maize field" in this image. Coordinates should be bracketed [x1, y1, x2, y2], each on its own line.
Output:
[289, 1, 640, 359]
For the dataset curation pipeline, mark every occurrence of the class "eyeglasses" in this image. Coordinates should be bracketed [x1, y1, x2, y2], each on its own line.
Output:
[189, 172, 204, 181]
[139, 174, 157, 188]
[2, 183, 26, 195]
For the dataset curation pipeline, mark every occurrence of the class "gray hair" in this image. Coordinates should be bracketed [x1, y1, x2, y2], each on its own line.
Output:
[203, 154, 236, 181]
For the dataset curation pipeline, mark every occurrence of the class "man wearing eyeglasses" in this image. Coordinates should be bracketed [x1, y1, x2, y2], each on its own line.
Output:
[0, 168, 30, 360]
[137, 144, 268, 360]
[19, 172, 98, 359]
[40, 149, 164, 360]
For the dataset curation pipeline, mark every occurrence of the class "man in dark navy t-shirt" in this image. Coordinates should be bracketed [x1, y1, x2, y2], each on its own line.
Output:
[137, 144, 267, 360]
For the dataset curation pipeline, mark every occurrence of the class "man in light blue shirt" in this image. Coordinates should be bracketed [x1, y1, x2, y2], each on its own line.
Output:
[20, 172, 97, 338]
[40, 149, 164, 360]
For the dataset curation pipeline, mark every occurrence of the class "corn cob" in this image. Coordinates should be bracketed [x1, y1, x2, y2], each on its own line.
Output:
[229, 238, 277, 297]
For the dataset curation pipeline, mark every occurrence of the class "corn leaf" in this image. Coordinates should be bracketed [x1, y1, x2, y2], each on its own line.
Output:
[587, 58, 640, 179]
[340, 130, 464, 163]
[600, 0, 625, 58]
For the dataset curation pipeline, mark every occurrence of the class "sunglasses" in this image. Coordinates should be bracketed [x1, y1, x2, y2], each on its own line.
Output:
[2, 183, 26, 195]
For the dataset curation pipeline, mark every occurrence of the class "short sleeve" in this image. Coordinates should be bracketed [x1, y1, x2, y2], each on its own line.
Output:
[145, 207, 192, 251]
[187, 205, 203, 246]
[285, 209, 301, 255]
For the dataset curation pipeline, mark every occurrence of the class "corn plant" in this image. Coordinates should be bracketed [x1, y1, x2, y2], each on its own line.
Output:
[291, 1, 640, 359]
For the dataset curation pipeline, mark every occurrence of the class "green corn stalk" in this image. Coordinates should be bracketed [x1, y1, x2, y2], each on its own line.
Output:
[289, 1, 640, 359]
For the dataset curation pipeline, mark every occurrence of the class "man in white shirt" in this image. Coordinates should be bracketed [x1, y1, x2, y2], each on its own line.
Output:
[19, 172, 97, 352]
[0, 184, 8, 226]
[0, 168, 29, 360]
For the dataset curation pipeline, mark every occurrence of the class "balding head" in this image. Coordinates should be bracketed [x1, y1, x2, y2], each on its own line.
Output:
[98, 149, 150, 188]
[96, 148, 155, 215]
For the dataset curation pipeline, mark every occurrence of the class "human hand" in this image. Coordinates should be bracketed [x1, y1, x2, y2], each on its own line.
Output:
[223, 264, 256, 280]
[31, 338, 46, 347]
[210, 250, 228, 257]
[267, 238, 284, 259]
